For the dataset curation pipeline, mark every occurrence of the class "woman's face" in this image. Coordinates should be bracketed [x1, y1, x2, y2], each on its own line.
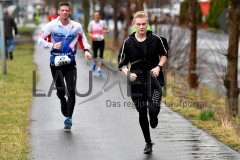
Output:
[93, 12, 101, 22]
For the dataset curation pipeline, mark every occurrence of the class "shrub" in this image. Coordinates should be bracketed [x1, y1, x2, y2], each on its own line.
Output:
[206, 0, 228, 29]
[198, 109, 214, 121]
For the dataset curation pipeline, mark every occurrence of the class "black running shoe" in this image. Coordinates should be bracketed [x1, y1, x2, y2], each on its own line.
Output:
[150, 115, 158, 129]
[60, 99, 67, 117]
[9, 52, 13, 60]
[143, 143, 153, 154]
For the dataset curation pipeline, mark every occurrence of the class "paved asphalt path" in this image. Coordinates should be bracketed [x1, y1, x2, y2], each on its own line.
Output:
[29, 27, 240, 160]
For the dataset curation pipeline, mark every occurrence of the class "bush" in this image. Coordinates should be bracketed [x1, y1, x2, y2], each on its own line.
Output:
[206, 0, 228, 29]
[198, 109, 214, 121]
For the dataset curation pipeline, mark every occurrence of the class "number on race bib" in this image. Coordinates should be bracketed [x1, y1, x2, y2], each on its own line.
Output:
[54, 56, 71, 67]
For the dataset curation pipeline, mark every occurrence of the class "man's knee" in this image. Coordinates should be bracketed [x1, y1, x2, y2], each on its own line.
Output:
[132, 99, 147, 113]
[68, 88, 76, 97]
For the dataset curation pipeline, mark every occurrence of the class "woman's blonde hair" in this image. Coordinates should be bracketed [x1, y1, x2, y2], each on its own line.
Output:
[132, 11, 149, 24]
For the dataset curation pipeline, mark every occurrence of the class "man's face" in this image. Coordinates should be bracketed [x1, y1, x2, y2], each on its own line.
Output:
[133, 17, 148, 35]
[58, 6, 71, 19]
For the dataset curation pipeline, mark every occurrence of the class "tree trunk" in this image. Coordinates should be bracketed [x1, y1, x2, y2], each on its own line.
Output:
[92, 0, 97, 12]
[224, 0, 240, 116]
[135, 0, 144, 11]
[99, 0, 105, 17]
[109, 0, 121, 48]
[188, 0, 199, 88]
[124, 0, 132, 39]
[82, 0, 90, 31]
[113, 5, 120, 48]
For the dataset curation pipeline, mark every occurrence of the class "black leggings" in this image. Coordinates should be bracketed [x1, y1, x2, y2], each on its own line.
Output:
[50, 63, 77, 119]
[92, 40, 105, 59]
[131, 87, 162, 144]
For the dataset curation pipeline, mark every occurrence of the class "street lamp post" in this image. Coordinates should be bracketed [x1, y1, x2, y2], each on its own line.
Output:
[0, 0, 13, 74]
[0, 2, 7, 74]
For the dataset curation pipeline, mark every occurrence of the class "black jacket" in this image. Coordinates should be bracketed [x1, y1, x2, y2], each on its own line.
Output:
[118, 31, 169, 86]
[4, 15, 18, 38]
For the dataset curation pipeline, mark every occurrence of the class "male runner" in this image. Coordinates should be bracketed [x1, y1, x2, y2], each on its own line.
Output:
[38, 2, 92, 130]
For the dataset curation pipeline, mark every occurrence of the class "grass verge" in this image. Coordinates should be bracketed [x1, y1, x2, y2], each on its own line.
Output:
[18, 27, 35, 33]
[0, 41, 35, 159]
[163, 71, 240, 152]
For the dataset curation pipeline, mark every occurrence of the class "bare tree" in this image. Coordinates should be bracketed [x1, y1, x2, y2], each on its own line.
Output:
[224, 0, 240, 116]
[108, 0, 121, 48]
[124, 0, 133, 39]
[163, 27, 190, 71]
[188, 0, 199, 88]
[92, 0, 97, 12]
[99, 0, 106, 16]
[82, 0, 90, 31]
[135, 0, 144, 11]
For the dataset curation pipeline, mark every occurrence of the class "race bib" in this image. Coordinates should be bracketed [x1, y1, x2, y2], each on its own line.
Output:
[94, 34, 104, 41]
[54, 56, 71, 67]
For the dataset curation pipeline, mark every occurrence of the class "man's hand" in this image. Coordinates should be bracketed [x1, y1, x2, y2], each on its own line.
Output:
[52, 42, 62, 50]
[84, 51, 92, 60]
[129, 73, 137, 81]
[151, 66, 161, 78]
[121, 67, 137, 81]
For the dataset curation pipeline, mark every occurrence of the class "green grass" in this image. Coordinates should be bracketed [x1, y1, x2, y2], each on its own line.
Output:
[0, 42, 36, 159]
[18, 27, 35, 33]
[198, 109, 215, 121]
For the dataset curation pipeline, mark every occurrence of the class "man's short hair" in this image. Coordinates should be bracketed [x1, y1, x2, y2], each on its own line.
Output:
[132, 11, 149, 24]
[59, 2, 70, 9]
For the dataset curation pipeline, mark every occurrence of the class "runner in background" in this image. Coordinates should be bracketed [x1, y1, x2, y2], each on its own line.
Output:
[88, 11, 109, 77]
[48, 8, 58, 22]
[3, 11, 18, 59]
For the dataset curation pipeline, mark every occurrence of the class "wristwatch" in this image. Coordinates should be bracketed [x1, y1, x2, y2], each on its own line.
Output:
[157, 65, 163, 70]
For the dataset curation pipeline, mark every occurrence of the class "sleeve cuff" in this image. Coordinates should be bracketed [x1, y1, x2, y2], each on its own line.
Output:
[119, 65, 128, 71]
